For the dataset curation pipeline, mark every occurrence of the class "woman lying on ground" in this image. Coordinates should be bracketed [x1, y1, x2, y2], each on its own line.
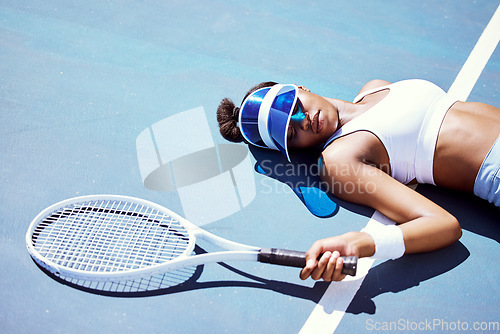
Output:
[216, 79, 500, 282]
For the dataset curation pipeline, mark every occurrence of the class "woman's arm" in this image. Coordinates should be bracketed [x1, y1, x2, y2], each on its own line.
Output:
[300, 141, 462, 282]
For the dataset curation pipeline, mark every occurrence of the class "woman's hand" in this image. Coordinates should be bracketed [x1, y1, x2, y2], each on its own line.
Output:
[299, 232, 375, 282]
[301, 249, 347, 282]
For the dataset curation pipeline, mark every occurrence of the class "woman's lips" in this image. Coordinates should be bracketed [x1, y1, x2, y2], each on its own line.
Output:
[312, 111, 323, 134]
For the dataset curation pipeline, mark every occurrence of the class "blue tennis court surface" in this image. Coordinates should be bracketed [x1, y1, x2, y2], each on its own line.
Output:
[1, 1, 499, 333]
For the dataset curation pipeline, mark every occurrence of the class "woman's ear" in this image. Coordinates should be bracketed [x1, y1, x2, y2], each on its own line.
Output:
[297, 85, 310, 92]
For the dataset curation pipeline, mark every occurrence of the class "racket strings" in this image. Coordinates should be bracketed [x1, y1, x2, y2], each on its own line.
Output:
[31, 200, 191, 273]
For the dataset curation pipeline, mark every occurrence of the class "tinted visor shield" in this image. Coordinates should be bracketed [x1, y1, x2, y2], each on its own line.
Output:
[238, 87, 270, 147]
[267, 85, 297, 160]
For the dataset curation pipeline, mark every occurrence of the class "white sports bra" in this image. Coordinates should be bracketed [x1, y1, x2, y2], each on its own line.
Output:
[323, 79, 458, 185]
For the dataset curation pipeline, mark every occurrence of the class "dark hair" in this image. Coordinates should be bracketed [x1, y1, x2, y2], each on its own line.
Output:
[217, 81, 277, 142]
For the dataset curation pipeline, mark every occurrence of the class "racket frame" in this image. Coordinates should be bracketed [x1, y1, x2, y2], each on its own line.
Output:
[26, 195, 261, 282]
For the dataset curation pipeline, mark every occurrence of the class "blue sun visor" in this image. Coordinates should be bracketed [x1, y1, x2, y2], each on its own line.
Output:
[238, 84, 298, 161]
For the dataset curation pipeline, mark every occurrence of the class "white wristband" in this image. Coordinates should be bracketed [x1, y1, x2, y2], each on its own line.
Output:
[361, 224, 405, 260]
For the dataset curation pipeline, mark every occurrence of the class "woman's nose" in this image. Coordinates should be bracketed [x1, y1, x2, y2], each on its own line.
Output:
[301, 112, 311, 130]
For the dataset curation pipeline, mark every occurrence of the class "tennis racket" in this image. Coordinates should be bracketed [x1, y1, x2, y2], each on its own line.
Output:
[26, 195, 357, 282]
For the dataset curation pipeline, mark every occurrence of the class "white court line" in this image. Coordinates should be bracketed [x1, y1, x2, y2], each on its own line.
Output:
[448, 5, 500, 101]
[299, 5, 500, 334]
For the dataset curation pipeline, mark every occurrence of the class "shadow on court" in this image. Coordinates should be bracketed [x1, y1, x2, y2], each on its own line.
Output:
[417, 184, 500, 244]
[347, 185, 498, 315]
[35, 245, 331, 302]
[346, 241, 470, 314]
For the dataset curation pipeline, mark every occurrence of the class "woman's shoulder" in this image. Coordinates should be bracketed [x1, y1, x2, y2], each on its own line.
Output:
[357, 79, 392, 96]
[321, 131, 379, 164]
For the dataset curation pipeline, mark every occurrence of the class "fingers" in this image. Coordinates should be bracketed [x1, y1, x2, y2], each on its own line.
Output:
[299, 258, 316, 280]
[311, 251, 332, 280]
[299, 240, 324, 280]
[299, 251, 347, 282]
[331, 255, 347, 282]
[299, 235, 356, 282]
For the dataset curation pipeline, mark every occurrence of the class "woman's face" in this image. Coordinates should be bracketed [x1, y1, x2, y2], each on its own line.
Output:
[287, 88, 339, 150]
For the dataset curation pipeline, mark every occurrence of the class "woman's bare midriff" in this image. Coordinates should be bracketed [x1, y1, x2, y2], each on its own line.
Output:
[433, 101, 500, 192]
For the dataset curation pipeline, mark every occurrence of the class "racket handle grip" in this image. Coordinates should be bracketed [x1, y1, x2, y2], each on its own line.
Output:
[258, 248, 357, 276]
